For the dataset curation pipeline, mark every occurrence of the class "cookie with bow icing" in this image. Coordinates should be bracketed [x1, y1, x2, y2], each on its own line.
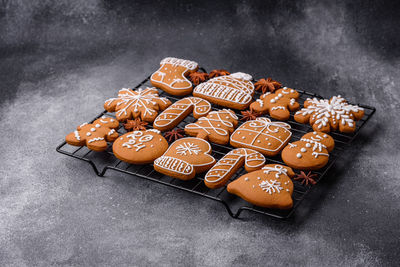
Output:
[230, 117, 292, 156]
[154, 137, 216, 180]
[281, 131, 335, 170]
[150, 57, 199, 96]
[104, 87, 172, 122]
[250, 87, 300, 121]
[204, 148, 265, 189]
[184, 109, 238, 145]
[227, 164, 295, 209]
[112, 129, 168, 164]
[65, 116, 119, 152]
[193, 72, 255, 110]
[294, 95, 364, 133]
[153, 97, 211, 132]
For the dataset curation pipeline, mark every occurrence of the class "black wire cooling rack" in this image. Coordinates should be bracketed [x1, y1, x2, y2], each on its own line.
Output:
[56, 69, 376, 219]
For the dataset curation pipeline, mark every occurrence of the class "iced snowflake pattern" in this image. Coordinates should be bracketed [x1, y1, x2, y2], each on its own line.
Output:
[259, 179, 283, 194]
[176, 142, 201, 155]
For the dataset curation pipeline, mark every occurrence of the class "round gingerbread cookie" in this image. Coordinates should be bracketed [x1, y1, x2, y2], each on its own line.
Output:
[112, 129, 168, 164]
[227, 164, 295, 209]
[281, 131, 335, 170]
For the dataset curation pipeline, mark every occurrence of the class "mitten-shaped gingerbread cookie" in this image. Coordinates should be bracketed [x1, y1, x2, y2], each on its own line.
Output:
[250, 87, 300, 121]
[153, 97, 211, 132]
[230, 117, 292, 156]
[204, 148, 265, 189]
[154, 137, 216, 180]
[104, 87, 171, 122]
[184, 109, 238, 145]
[281, 131, 335, 170]
[150, 57, 199, 96]
[227, 164, 295, 209]
[65, 116, 119, 151]
[294, 95, 364, 133]
[112, 129, 168, 164]
[193, 72, 255, 110]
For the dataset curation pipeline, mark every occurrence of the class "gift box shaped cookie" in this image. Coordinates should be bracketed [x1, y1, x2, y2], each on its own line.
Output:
[230, 117, 292, 156]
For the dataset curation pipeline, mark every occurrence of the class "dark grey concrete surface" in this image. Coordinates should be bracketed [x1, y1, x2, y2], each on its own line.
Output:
[0, 0, 399, 266]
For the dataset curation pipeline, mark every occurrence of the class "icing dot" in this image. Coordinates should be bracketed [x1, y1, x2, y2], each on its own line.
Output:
[306, 143, 311, 148]
[290, 89, 294, 93]
[217, 124, 221, 127]
[120, 137, 123, 140]
[283, 87, 287, 89]
[244, 177, 249, 181]
[278, 93, 282, 97]
[242, 136, 245, 139]
[257, 177, 261, 180]
[110, 119, 114, 122]
[257, 140, 261, 143]
[313, 131, 316, 134]
[95, 124, 101, 128]
[86, 132, 91, 136]
[296, 153, 302, 158]
[91, 128, 96, 132]
[270, 99, 276, 103]
[237, 132, 240, 134]
[265, 137, 269, 140]
[267, 143, 271, 146]
[301, 148, 307, 152]
[323, 134, 327, 138]
[286, 189, 290, 192]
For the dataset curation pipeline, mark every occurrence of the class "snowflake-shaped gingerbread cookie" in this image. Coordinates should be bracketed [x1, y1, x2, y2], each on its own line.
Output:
[104, 87, 172, 122]
[294, 95, 364, 133]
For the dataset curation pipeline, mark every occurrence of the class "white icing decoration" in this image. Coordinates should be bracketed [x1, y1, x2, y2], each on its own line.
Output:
[185, 109, 237, 137]
[259, 179, 283, 194]
[229, 72, 252, 81]
[300, 148, 307, 152]
[74, 130, 80, 141]
[95, 124, 101, 128]
[176, 142, 201, 155]
[88, 137, 104, 143]
[262, 165, 288, 178]
[271, 106, 286, 111]
[108, 129, 115, 136]
[86, 132, 91, 136]
[296, 153, 302, 158]
[121, 131, 154, 151]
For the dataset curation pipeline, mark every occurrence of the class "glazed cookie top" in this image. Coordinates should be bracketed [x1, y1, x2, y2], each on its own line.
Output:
[104, 87, 171, 122]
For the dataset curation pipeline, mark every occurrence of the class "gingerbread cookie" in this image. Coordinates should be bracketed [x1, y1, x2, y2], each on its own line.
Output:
[65, 116, 119, 152]
[153, 97, 211, 132]
[154, 137, 216, 180]
[150, 57, 198, 96]
[281, 131, 335, 170]
[250, 87, 300, 121]
[227, 164, 295, 209]
[193, 72, 255, 110]
[104, 87, 171, 122]
[294, 95, 364, 133]
[112, 129, 168, 164]
[230, 117, 292, 156]
[204, 148, 265, 189]
[184, 109, 238, 145]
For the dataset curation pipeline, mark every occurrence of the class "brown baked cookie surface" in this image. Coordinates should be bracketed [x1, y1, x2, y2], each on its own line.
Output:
[250, 87, 300, 121]
[104, 87, 171, 122]
[154, 137, 216, 180]
[112, 129, 168, 164]
[150, 57, 198, 96]
[294, 95, 364, 133]
[204, 148, 265, 189]
[227, 164, 295, 209]
[153, 97, 211, 132]
[184, 109, 238, 145]
[281, 131, 335, 170]
[65, 116, 119, 152]
[230, 117, 292, 156]
[193, 72, 255, 110]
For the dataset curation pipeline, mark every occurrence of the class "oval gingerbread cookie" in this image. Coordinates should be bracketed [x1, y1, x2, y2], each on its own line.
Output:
[227, 164, 295, 209]
[230, 117, 292, 156]
[204, 148, 265, 189]
[112, 129, 168, 164]
[153, 97, 211, 132]
[281, 131, 335, 170]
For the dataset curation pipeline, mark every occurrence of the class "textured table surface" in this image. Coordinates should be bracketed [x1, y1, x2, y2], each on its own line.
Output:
[0, 1, 399, 266]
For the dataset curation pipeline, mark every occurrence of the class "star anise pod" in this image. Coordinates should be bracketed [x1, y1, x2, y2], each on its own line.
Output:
[294, 171, 318, 186]
[254, 78, 282, 94]
[163, 128, 185, 142]
[123, 118, 148, 131]
[208, 69, 230, 79]
[240, 110, 261, 121]
[189, 72, 209, 85]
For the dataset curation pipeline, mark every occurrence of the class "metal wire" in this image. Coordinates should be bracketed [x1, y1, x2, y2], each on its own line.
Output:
[56, 72, 376, 219]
